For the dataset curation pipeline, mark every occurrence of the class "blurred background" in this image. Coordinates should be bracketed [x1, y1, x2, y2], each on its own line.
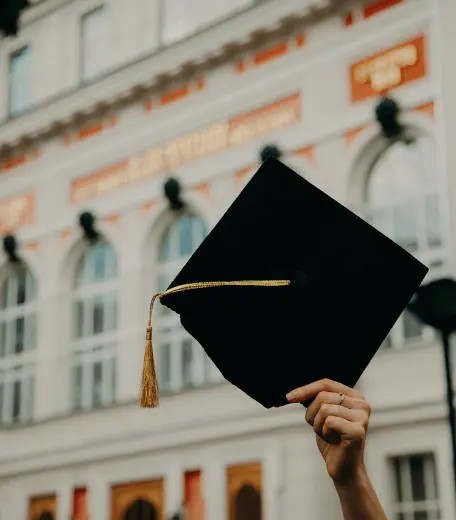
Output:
[1, 0, 456, 519]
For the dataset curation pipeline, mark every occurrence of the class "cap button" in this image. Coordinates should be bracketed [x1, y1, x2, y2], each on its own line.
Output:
[290, 270, 309, 290]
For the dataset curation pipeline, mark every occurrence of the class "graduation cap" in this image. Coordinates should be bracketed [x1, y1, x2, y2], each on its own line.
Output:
[141, 158, 428, 408]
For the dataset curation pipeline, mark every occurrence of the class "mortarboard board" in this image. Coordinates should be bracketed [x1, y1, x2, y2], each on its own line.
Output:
[140, 158, 428, 409]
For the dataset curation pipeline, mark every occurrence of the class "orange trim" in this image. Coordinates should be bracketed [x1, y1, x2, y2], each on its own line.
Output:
[235, 166, 255, 189]
[105, 214, 120, 225]
[194, 183, 210, 199]
[78, 121, 103, 140]
[344, 12, 354, 26]
[254, 41, 288, 67]
[363, 0, 403, 19]
[295, 34, 305, 47]
[293, 145, 315, 166]
[26, 241, 40, 251]
[161, 86, 190, 106]
[345, 127, 366, 148]
[415, 101, 435, 119]
[72, 93, 301, 204]
[142, 200, 156, 215]
[236, 61, 246, 74]
[145, 101, 153, 112]
[196, 78, 205, 90]
[60, 229, 72, 241]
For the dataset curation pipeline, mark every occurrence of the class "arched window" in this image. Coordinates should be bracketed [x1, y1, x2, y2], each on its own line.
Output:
[71, 241, 118, 411]
[0, 263, 36, 426]
[364, 135, 445, 347]
[234, 485, 262, 520]
[156, 213, 223, 393]
[123, 499, 157, 520]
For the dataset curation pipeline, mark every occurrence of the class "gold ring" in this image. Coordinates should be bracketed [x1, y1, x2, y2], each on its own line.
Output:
[339, 392, 345, 406]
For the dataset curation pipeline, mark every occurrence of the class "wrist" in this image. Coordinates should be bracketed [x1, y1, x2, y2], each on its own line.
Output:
[332, 464, 370, 493]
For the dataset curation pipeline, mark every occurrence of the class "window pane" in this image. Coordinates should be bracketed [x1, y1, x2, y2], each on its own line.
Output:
[16, 269, 27, 305]
[24, 314, 36, 352]
[393, 459, 403, 502]
[159, 343, 171, 390]
[75, 300, 85, 338]
[0, 381, 3, 423]
[410, 456, 426, 501]
[72, 364, 83, 411]
[92, 361, 103, 407]
[1, 281, 7, 309]
[75, 256, 87, 287]
[182, 339, 193, 387]
[105, 293, 117, 332]
[9, 46, 30, 115]
[160, 230, 172, 262]
[0, 322, 6, 358]
[179, 216, 194, 257]
[92, 244, 107, 281]
[81, 7, 107, 81]
[393, 202, 418, 252]
[93, 296, 105, 334]
[14, 317, 25, 354]
[414, 513, 428, 520]
[425, 194, 442, 248]
[12, 380, 21, 422]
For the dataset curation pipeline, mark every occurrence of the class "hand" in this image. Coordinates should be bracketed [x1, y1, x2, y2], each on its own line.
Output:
[286, 379, 371, 486]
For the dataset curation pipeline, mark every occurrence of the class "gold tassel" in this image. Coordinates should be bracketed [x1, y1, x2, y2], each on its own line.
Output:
[140, 279, 290, 409]
[140, 294, 160, 408]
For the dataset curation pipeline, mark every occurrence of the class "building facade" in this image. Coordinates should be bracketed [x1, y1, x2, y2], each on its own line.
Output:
[0, 0, 456, 519]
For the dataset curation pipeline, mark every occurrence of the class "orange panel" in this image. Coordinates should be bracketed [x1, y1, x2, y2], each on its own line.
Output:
[227, 463, 262, 520]
[185, 471, 204, 520]
[350, 35, 427, 103]
[29, 495, 57, 520]
[111, 479, 164, 520]
[363, 0, 403, 19]
[73, 488, 88, 520]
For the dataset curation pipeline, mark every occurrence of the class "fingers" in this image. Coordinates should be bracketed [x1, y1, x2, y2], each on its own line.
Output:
[313, 404, 369, 438]
[322, 416, 366, 444]
[286, 379, 364, 404]
[305, 391, 371, 426]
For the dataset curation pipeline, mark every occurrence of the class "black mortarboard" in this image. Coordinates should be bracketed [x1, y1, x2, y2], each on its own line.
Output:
[140, 158, 428, 408]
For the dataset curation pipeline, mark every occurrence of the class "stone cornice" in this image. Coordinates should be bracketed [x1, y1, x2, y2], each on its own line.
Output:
[0, 0, 353, 158]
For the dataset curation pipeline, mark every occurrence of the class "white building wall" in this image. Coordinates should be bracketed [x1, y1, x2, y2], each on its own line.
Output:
[0, 0, 455, 519]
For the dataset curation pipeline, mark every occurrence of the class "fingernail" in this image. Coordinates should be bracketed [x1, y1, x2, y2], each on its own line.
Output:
[286, 389, 302, 402]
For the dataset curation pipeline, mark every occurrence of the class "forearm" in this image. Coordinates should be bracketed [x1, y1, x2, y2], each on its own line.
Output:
[334, 467, 387, 520]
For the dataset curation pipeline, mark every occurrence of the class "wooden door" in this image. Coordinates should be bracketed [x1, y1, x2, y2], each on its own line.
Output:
[29, 495, 57, 520]
[111, 479, 164, 520]
[227, 463, 262, 520]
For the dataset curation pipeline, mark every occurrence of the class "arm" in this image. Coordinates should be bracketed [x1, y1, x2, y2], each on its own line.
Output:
[334, 466, 387, 520]
[287, 379, 387, 520]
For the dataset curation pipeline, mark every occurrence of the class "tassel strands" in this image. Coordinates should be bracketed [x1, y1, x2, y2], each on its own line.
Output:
[140, 294, 161, 408]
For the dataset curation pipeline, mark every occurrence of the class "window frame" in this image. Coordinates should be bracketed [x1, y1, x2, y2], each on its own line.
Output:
[154, 212, 223, 394]
[0, 262, 37, 426]
[8, 45, 31, 117]
[70, 240, 118, 412]
[390, 453, 441, 520]
[80, 5, 108, 84]
[361, 132, 448, 350]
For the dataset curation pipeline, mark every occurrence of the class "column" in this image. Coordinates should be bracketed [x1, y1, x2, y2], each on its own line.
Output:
[202, 459, 225, 520]
[165, 461, 183, 519]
